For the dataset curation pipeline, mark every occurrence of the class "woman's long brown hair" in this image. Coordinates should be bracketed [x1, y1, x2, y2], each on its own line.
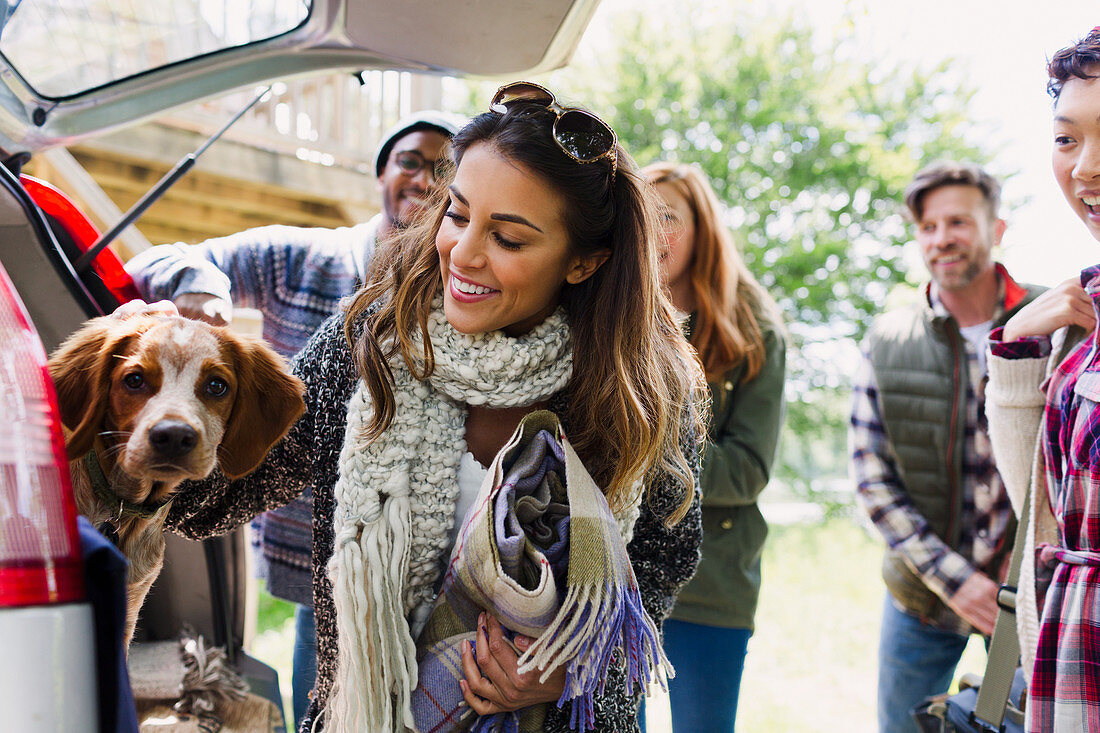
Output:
[345, 104, 707, 523]
[644, 162, 783, 383]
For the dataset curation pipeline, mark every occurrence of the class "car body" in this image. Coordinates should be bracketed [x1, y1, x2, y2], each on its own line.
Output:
[0, 1, 599, 729]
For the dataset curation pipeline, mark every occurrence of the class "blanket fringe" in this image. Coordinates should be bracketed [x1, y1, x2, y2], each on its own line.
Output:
[469, 712, 520, 733]
[516, 582, 672, 731]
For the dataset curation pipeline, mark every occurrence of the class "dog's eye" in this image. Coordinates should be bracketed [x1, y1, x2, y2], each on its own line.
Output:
[122, 373, 145, 391]
[205, 377, 229, 398]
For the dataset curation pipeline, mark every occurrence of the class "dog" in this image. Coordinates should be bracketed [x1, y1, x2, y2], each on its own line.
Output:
[47, 314, 305, 647]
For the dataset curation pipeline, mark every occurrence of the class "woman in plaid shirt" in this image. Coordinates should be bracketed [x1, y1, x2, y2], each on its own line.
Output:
[987, 27, 1100, 731]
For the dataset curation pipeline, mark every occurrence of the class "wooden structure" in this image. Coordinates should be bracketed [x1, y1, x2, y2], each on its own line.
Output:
[26, 70, 445, 257]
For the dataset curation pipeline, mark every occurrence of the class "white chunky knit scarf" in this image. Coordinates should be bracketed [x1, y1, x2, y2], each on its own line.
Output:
[325, 302, 574, 732]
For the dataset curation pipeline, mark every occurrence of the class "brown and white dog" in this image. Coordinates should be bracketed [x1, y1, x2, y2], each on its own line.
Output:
[47, 314, 305, 646]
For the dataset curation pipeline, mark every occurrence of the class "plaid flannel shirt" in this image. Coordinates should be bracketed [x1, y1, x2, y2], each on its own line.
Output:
[850, 280, 1014, 635]
[991, 264, 1100, 730]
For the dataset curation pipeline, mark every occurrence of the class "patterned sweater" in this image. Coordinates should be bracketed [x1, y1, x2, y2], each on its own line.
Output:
[164, 312, 703, 732]
[127, 218, 379, 605]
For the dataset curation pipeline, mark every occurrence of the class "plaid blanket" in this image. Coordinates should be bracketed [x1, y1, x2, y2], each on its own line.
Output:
[411, 410, 669, 732]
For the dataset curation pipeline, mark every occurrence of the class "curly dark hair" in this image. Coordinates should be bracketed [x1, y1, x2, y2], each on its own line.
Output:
[1048, 27, 1100, 103]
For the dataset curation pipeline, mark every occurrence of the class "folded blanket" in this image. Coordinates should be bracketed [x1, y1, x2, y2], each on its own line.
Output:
[411, 410, 670, 732]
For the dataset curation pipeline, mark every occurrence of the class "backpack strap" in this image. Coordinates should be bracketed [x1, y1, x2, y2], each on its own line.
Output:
[972, 490, 1030, 728]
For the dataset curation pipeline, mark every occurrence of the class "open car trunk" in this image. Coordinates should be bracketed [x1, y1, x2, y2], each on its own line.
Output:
[2, 160, 289, 727]
[0, 0, 602, 728]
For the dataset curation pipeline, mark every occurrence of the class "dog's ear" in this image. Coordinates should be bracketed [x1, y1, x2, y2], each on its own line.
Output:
[47, 317, 133, 459]
[217, 334, 305, 479]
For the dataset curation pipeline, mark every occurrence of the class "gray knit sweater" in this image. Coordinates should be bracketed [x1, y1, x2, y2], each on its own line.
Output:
[165, 311, 702, 732]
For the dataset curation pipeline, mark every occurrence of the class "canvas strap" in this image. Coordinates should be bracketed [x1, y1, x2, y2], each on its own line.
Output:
[972, 488, 1029, 729]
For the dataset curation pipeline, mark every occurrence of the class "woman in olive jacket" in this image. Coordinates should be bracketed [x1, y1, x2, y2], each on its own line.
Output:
[643, 162, 787, 733]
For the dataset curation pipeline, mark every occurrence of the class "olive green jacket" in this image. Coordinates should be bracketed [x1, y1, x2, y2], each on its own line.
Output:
[670, 313, 787, 630]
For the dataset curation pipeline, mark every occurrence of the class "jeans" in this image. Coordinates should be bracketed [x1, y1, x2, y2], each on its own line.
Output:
[640, 618, 752, 732]
[877, 595, 970, 733]
[291, 604, 318, 730]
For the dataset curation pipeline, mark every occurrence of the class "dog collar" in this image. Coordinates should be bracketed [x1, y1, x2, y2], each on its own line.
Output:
[84, 450, 173, 524]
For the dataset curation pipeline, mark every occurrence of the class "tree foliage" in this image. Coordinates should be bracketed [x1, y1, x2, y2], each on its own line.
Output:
[565, 6, 994, 487]
[449, 3, 997, 490]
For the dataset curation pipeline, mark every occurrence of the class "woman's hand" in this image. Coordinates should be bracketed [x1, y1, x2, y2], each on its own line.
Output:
[110, 299, 179, 320]
[459, 612, 566, 714]
[1002, 277, 1096, 342]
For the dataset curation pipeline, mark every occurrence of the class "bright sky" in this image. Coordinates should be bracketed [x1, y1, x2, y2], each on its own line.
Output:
[580, 0, 1100, 286]
[844, 0, 1100, 286]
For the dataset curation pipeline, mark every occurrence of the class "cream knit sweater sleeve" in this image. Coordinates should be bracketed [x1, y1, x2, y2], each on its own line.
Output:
[986, 345, 1059, 686]
[986, 351, 1048, 516]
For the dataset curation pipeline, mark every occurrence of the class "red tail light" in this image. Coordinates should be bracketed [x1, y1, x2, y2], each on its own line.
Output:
[20, 174, 141, 304]
[0, 258, 85, 607]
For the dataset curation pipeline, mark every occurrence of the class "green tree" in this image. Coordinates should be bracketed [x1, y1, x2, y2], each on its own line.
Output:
[446, 3, 997, 499]
[566, 5, 994, 497]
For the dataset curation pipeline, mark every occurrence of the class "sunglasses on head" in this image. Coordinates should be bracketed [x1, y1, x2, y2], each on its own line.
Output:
[490, 81, 618, 179]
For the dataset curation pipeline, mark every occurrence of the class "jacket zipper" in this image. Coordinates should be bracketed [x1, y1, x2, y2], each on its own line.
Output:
[944, 325, 963, 545]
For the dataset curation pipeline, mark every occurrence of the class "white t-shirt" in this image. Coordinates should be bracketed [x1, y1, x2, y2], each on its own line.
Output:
[411, 451, 489, 641]
[450, 450, 489, 550]
[959, 319, 995, 373]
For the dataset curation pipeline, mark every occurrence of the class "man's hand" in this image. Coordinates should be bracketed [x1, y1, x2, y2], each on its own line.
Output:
[946, 571, 1000, 636]
[173, 293, 233, 327]
[1002, 277, 1095, 342]
[111, 299, 179, 319]
[459, 612, 566, 714]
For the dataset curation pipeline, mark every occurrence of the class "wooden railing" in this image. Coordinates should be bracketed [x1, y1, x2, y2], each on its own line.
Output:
[159, 70, 445, 175]
[25, 71, 449, 260]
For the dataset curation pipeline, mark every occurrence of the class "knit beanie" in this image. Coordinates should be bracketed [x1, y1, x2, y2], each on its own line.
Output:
[373, 110, 466, 178]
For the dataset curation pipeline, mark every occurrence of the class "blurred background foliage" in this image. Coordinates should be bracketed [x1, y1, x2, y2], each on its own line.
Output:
[448, 2, 997, 503]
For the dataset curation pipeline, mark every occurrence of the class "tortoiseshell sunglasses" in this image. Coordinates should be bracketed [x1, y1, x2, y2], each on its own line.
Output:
[490, 81, 618, 179]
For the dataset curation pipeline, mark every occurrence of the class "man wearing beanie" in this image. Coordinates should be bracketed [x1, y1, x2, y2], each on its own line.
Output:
[372, 110, 463, 233]
[125, 108, 464, 729]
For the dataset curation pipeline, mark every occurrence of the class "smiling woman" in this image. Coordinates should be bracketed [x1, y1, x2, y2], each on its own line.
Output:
[436, 145, 608, 337]
[159, 82, 708, 733]
[1052, 71, 1100, 241]
[987, 27, 1100, 733]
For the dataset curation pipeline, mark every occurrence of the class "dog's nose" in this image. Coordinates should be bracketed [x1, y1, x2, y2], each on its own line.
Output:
[148, 420, 198, 458]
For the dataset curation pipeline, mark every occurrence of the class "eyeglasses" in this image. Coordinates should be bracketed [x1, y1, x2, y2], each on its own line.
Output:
[390, 150, 447, 181]
[490, 81, 618, 179]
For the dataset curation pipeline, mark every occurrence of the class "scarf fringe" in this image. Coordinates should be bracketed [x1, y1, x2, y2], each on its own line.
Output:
[326, 494, 418, 731]
[516, 580, 672, 731]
